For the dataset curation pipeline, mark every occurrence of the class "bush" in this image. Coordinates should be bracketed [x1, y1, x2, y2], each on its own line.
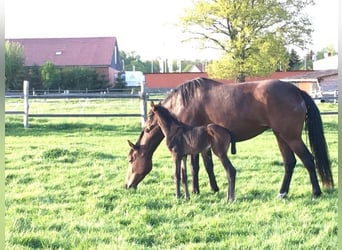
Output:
[40, 63, 109, 90]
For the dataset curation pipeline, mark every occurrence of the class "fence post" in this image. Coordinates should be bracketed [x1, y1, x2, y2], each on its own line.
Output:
[23, 80, 29, 128]
[140, 81, 147, 128]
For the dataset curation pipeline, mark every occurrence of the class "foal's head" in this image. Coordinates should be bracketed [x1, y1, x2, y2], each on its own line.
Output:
[150, 101, 180, 132]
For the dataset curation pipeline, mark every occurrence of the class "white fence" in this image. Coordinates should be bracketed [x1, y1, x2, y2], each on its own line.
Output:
[5, 81, 155, 128]
[5, 81, 338, 128]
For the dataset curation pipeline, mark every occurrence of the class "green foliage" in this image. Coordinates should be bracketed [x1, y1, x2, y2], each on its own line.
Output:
[40, 61, 60, 89]
[5, 41, 25, 89]
[59, 66, 108, 90]
[4, 98, 338, 249]
[121, 51, 148, 72]
[288, 49, 302, 70]
[120, 50, 205, 73]
[114, 71, 127, 90]
[181, 0, 314, 81]
[40, 62, 109, 90]
[27, 64, 44, 90]
[315, 45, 337, 61]
[121, 51, 163, 73]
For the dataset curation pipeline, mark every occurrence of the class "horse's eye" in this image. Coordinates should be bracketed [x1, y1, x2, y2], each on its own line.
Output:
[145, 126, 151, 132]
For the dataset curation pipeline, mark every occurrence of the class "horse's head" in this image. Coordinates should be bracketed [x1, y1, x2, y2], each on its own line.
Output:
[125, 115, 164, 189]
[125, 140, 153, 189]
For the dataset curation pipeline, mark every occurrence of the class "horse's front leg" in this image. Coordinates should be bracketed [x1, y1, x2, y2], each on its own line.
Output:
[174, 155, 182, 199]
[181, 156, 190, 199]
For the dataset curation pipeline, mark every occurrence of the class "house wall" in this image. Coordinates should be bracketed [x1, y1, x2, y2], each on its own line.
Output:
[95, 67, 120, 87]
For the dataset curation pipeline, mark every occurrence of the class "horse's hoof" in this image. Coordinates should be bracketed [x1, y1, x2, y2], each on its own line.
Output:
[277, 192, 288, 199]
[227, 198, 235, 203]
[313, 191, 322, 198]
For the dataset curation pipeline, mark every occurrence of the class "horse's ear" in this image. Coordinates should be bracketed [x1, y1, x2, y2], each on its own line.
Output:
[128, 140, 136, 149]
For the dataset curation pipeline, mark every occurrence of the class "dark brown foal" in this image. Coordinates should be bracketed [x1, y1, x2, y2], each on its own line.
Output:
[150, 102, 236, 202]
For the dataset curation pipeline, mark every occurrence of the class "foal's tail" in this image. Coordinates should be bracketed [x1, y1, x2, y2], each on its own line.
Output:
[301, 91, 334, 188]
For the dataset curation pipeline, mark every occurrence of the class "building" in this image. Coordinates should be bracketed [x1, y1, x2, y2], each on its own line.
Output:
[145, 71, 316, 89]
[313, 55, 338, 70]
[145, 70, 338, 101]
[7, 37, 122, 86]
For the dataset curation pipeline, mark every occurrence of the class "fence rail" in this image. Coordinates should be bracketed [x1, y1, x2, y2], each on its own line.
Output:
[6, 81, 151, 128]
[5, 81, 338, 128]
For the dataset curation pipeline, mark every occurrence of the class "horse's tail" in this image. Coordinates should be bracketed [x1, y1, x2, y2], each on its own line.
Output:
[301, 91, 334, 188]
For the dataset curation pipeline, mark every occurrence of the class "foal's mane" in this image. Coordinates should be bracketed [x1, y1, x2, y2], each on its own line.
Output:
[154, 104, 183, 128]
[164, 77, 221, 106]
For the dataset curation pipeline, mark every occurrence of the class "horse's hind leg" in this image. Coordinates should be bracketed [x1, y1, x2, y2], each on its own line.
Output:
[190, 154, 200, 194]
[287, 139, 322, 197]
[201, 149, 220, 192]
[275, 132, 322, 197]
[210, 137, 236, 201]
[181, 156, 190, 199]
[274, 134, 296, 198]
[216, 154, 236, 202]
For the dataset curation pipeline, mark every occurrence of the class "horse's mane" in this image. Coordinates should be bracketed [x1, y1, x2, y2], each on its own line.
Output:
[164, 77, 221, 106]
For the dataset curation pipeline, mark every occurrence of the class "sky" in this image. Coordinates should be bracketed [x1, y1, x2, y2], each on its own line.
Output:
[5, 0, 338, 60]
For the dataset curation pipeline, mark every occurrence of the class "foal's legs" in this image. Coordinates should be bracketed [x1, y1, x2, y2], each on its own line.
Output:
[190, 154, 200, 194]
[174, 155, 190, 199]
[190, 150, 219, 194]
[201, 150, 220, 192]
[181, 156, 190, 199]
[217, 155, 236, 202]
[209, 126, 236, 202]
[174, 156, 182, 199]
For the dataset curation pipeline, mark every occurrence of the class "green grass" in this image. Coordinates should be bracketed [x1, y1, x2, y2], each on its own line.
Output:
[5, 99, 338, 249]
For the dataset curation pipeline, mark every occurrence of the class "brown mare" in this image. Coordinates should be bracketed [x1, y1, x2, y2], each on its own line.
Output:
[149, 101, 236, 201]
[125, 78, 333, 200]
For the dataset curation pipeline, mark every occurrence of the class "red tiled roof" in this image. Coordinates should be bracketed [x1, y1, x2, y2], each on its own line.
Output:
[145, 72, 208, 88]
[7, 37, 118, 67]
[145, 71, 315, 88]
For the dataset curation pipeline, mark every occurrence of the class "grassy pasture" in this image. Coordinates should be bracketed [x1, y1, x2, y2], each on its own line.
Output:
[5, 98, 338, 249]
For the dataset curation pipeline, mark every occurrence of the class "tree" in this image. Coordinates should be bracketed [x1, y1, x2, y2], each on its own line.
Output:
[59, 67, 108, 90]
[5, 41, 25, 89]
[120, 51, 145, 72]
[40, 61, 60, 89]
[315, 45, 337, 61]
[114, 71, 127, 90]
[180, 0, 314, 82]
[288, 49, 301, 70]
[27, 64, 44, 89]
